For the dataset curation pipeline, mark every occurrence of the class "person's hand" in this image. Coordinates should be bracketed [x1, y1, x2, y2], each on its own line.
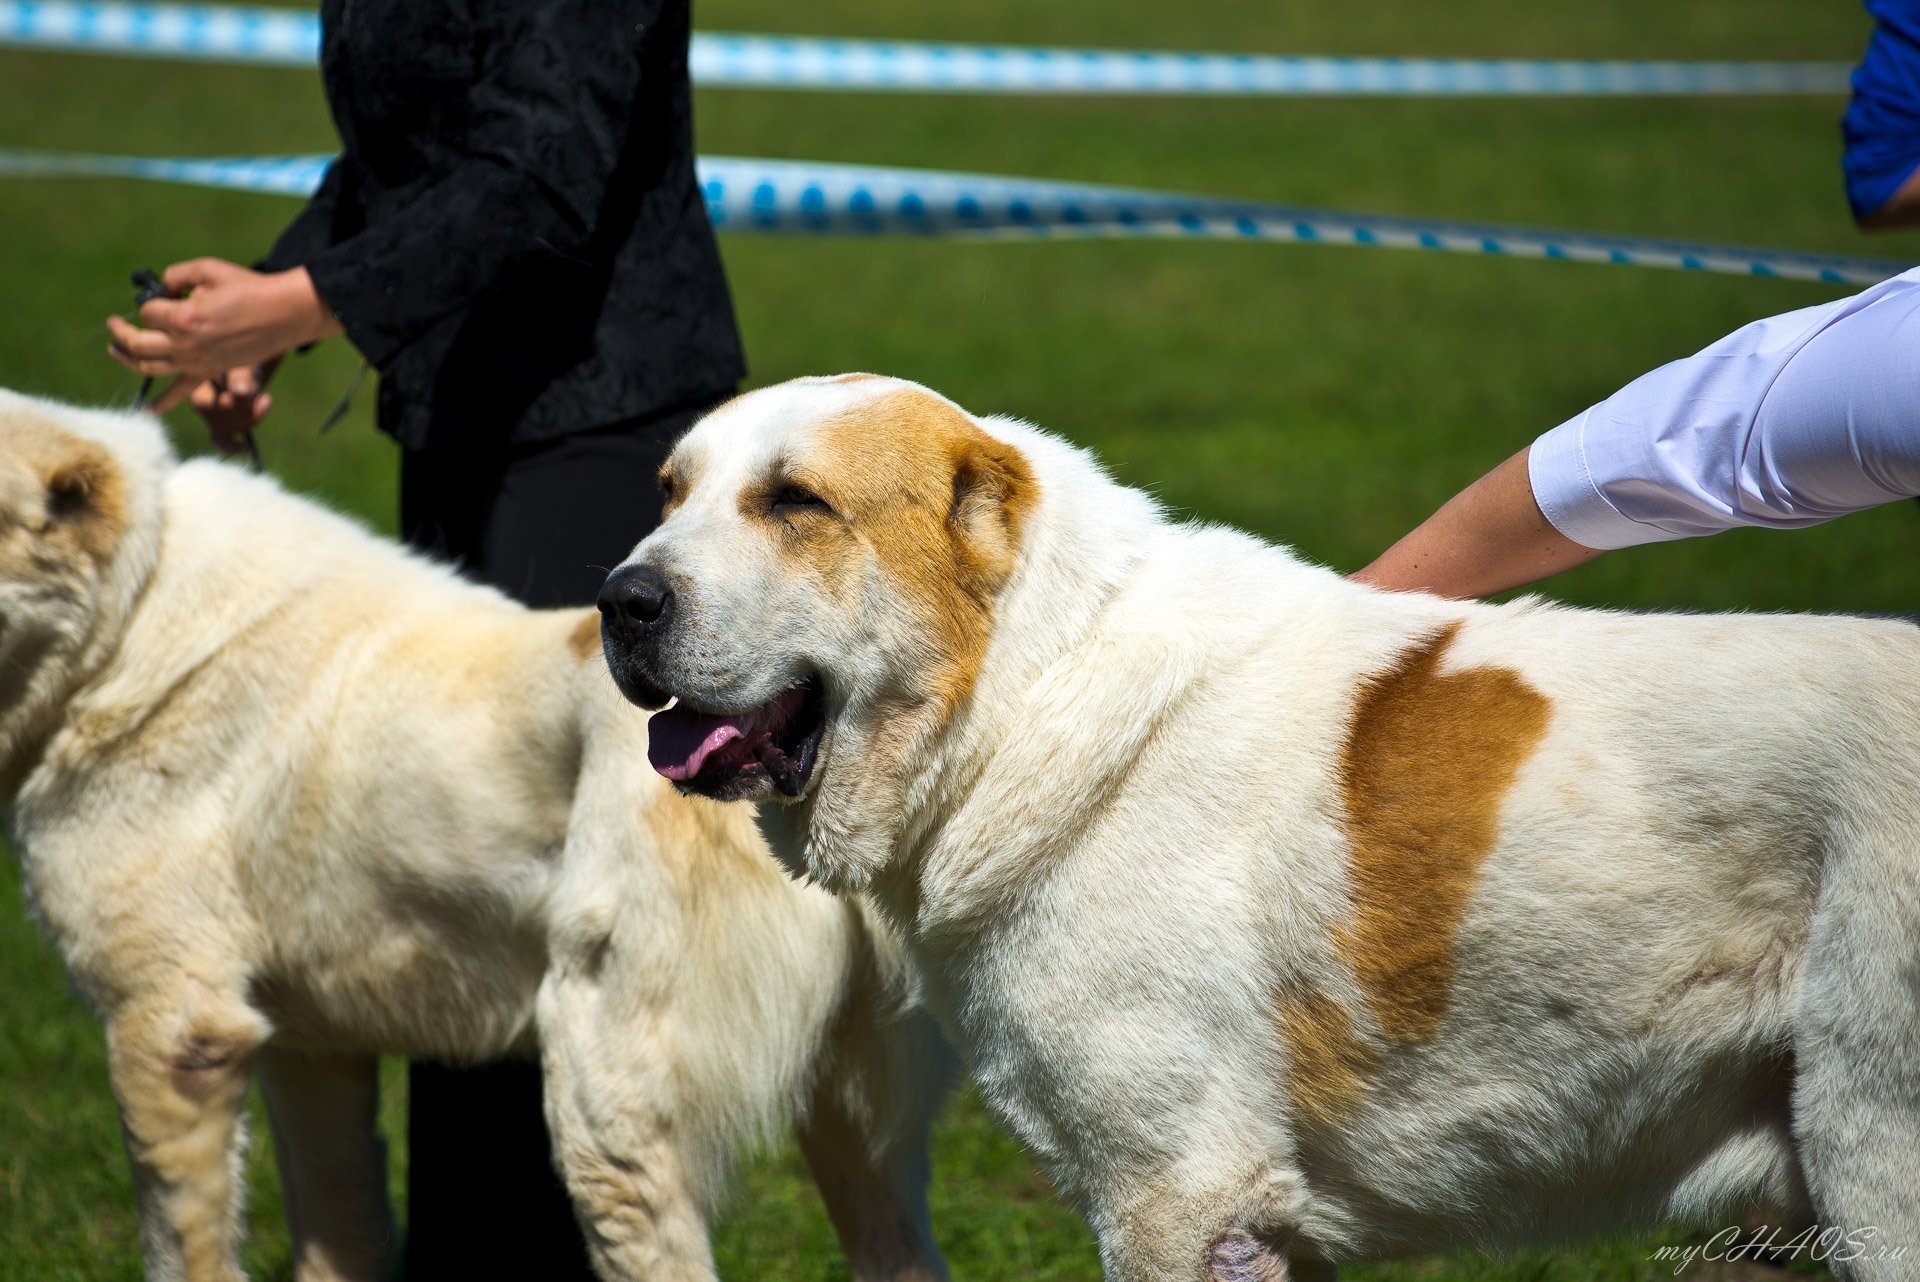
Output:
[106, 261, 342, 411]
[185, 357, 283, 456]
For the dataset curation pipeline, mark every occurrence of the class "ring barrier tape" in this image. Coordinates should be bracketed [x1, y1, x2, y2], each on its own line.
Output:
[0, 0, 1857, 95]
[0, 149, 326, 193]
[0, 148, 1906, 286]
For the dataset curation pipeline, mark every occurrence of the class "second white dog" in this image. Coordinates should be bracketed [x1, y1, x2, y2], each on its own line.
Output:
[601, 374, 1920, 1281]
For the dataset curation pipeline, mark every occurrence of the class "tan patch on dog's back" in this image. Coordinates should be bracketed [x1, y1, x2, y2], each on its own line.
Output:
[802, 388, 1038, 713]
[1275, 624, 1548, 1131]
[1336, 622, 1550, 1042]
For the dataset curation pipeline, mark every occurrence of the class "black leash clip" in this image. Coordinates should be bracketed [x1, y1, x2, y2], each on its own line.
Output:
[127, 267, 265, 475]
[128, 268, 167, 411]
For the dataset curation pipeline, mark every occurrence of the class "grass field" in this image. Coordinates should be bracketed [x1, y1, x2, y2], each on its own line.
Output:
[0, 0, 1910, 1277]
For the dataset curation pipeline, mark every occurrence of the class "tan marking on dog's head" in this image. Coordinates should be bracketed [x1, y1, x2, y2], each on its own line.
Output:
[0, 408, 129, 564]
[1276, 983, 1378, 1132]
[1335, 622, 1550, 1042]
[775, 386, 1038, 713]
[568, 610, 602, 662]
[658, 450, 703, 521]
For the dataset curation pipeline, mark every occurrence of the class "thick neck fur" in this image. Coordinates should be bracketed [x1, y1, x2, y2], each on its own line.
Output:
[863, 419, 1167, 933]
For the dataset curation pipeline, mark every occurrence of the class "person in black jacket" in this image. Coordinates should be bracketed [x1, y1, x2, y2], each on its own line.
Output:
[106, 1, 744, 1276]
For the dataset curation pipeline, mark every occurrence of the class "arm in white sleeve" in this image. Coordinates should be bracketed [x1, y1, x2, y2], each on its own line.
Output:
[1527, 266, 1920, 550]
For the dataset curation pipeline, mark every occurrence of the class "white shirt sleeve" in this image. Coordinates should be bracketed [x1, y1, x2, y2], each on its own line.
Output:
[1527, 266, 1920, 550]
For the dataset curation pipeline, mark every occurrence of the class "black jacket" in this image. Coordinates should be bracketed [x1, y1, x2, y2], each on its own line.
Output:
[261, 0, 745, 450]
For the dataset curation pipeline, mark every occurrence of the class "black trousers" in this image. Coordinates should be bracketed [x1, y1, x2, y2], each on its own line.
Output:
[396, 397, 716, 1280]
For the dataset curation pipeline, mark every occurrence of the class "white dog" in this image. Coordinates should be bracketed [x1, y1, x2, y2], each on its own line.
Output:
[0, 389, 953, 1282]
[599, 373, 1920, 1281]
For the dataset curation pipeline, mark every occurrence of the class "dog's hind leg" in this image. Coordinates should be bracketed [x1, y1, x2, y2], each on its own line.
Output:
[106, 983, 270, 1282]
[1792, 806, 1920, 1281]
[257, 1049, 393, 1282]
[796, 932, 956, 1282]
[798, 1071, 949, 1282]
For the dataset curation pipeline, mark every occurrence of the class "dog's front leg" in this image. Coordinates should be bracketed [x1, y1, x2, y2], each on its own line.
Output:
[106, 985, 269, 1282]
[537, 967, 719, 1282]
[256, 1048, 393, 1282]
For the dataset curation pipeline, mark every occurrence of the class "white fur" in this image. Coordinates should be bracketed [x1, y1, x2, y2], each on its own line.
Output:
[619, 375, 1920, 1281]
[0, 393, 954, 1282]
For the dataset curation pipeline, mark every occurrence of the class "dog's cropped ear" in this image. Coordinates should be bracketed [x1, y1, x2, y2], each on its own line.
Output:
[47, 456, 105, 519]
[43, 446, 126, 557]
[947, 430, 1037, 599]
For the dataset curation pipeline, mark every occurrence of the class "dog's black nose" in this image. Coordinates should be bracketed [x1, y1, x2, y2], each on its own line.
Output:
[599, 564, 674, 628]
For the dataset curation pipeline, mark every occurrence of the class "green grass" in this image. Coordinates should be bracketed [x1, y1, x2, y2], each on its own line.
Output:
[0, 0, 1909, 1277]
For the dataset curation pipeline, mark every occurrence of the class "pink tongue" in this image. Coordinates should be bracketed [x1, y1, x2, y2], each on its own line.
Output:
[648, 707, 753, 780]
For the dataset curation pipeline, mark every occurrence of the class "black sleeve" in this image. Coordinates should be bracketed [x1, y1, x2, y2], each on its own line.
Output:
[303, 0, 667, 367]
[257, 156, 356, 273]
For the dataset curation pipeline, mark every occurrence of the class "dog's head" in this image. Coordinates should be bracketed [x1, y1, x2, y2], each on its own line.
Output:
[598, 374, 1037, 890]
[0, 391, 170, 772]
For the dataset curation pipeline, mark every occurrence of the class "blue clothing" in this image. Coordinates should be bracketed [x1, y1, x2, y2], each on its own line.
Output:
[1844, 0, 1920, 219]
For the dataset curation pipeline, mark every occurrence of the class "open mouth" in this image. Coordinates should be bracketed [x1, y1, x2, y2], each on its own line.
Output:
[646, 675, 827, 800]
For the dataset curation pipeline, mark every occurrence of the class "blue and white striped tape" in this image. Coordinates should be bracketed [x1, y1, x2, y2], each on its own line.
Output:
[0, 148, 325, 194]
[0, 0, 314, 63]
[0, 148, 1905, 286]
[692, 39, 1853, 97]
[0, 0, 1857, 96]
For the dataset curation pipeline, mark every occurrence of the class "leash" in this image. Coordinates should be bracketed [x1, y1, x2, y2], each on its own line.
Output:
[128, 266, 265, 474]
[127, 267, 164, 410]
[315, 358, 368, 436]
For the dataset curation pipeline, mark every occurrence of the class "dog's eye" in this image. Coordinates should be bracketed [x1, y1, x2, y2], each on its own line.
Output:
[773, 484, 830, 515]
[658, 473, 676, 501]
